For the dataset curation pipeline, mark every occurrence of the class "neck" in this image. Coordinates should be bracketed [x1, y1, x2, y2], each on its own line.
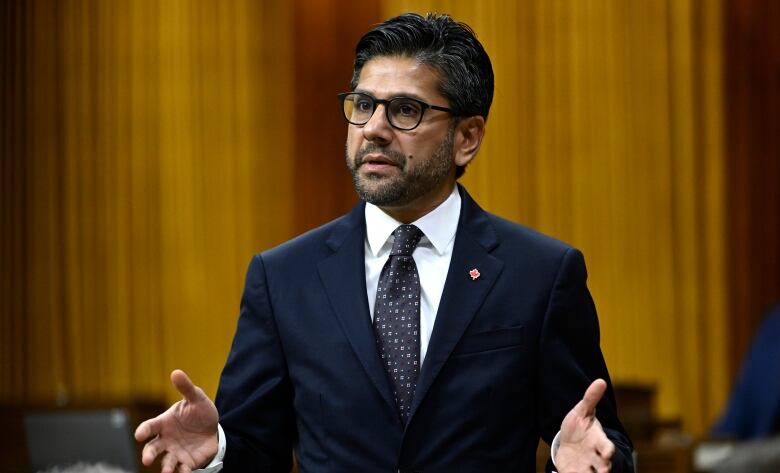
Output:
[378, 183, 456, 224]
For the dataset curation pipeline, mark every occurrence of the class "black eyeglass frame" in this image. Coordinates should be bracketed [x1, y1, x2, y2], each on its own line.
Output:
[337, 92, 456, 131]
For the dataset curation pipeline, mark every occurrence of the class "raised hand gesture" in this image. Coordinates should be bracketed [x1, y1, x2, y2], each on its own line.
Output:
[135, 370, 220, 473]
[554, 379, 616, 473]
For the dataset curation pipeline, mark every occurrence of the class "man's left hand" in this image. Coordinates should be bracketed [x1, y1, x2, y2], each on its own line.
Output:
[554, 378, 616, 473]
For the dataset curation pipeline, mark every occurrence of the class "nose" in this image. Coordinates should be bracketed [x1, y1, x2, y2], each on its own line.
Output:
[361, 103, 394, 145]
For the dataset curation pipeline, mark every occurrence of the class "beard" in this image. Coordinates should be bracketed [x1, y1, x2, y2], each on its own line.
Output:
[346, 126, 455, 207]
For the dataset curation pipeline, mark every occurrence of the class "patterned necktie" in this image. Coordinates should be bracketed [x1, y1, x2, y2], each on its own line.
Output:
[373, 224, 424, 423]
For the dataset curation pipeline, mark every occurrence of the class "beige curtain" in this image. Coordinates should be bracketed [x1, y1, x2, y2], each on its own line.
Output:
[1, 0, 294, 404]
[385, 0, 728, 435]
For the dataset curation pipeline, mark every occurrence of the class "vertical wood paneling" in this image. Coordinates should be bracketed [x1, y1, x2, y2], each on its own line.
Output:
[29, 0, 67, 402]
[1, 0, 295, 405]
[725, 0, 780, 373]
[1, 1, 32, 403]
[698, 0, 729, 425]
[291, 0, 382, 233]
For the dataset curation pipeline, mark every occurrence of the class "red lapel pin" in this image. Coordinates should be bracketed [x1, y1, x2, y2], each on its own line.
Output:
[469, 268, 481, 280]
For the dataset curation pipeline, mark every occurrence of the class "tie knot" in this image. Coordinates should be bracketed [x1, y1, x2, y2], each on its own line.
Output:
[390, 224, 424, 256]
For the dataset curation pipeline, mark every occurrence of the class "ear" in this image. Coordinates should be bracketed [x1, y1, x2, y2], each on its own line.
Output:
[453, 116, 486, 168]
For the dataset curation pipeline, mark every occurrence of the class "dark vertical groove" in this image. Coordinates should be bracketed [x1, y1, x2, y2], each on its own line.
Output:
[291, 0, 382, 234]
[724, 0, 780, 372]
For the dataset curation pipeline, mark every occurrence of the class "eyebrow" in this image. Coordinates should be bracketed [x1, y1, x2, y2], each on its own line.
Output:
[352, 88, 430, 103]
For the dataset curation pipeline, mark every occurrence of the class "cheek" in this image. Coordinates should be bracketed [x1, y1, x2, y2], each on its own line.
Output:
[346, 129, 361, 156]
[399, 132, 436, 159]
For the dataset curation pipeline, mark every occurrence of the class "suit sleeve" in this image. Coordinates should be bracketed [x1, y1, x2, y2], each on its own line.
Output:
[538, 248, 635, 473]
[215, 254, 295, 472]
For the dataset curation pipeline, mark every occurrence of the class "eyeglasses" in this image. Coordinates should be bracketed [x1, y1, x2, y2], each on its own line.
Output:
[338, 92, 455, 131]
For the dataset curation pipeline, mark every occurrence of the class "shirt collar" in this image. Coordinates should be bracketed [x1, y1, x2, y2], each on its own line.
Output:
[365, 185, 461, 257]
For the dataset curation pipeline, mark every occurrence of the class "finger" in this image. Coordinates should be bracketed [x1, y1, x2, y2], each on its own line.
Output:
[576, 378, 607, 416]
[597, 438, 615, 459]
[178, 464, 193, 473]
[134, 416, 162, 442]
[590, 447, 612, 473]
[596, 458, 612, 473]
[161, 451, 178, 473]
[141, 436, 162, 466]
[171, 369, 205, 404]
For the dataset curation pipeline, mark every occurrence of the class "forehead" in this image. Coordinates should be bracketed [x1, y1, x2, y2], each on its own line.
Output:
[355, 56, 444, 101]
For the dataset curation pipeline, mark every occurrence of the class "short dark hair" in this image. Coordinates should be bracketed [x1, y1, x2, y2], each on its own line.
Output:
[351, 13, 493, 119]
[351, 13, 494, 178]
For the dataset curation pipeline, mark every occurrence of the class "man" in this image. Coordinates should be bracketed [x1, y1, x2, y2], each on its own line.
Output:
[136, 13, 634, 473]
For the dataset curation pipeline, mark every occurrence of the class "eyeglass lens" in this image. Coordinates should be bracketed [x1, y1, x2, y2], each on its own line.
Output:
[342, 93, 423, 130]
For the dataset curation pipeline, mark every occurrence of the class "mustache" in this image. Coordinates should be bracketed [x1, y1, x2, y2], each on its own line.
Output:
[354, 144, 408, 169]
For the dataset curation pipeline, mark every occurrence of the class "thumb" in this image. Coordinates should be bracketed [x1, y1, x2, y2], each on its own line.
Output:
[575, 378, 607, 417]
[171, 369, 205, 404]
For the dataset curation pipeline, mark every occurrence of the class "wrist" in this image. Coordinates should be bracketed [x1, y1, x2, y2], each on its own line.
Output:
[196, 424, 225, 471]
[550, 430, 562, 467]
[209, 423, 226, 464]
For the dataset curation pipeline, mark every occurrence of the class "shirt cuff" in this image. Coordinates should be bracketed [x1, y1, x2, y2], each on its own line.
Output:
[550, 430, 561, 473]
[193, 423, 226, 472]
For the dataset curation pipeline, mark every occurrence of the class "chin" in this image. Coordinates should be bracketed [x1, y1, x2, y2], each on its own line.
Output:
[357, 184, 407, 206]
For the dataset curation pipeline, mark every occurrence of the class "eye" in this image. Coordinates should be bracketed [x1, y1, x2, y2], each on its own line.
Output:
[354, 97, 374, 112]
[393, 99, 422, 117]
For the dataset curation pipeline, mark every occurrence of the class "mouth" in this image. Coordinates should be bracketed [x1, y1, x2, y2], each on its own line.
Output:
[359, 153, 399, 172]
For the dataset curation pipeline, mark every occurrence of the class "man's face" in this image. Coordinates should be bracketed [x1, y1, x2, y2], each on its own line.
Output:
[345, 56, 456, 211]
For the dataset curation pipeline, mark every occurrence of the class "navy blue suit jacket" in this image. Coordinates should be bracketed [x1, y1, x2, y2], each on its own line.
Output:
[215, 186, 634, 472]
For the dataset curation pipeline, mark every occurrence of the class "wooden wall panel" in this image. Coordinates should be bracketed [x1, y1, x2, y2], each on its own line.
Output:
[292, 0, 382, 232]
[0, 0, 296, 405]
[724, 0, 780, 372]
[1, 1, 32, 403]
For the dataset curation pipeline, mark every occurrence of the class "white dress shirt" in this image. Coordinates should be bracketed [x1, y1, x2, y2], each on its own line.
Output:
[364, 185, 460, 365]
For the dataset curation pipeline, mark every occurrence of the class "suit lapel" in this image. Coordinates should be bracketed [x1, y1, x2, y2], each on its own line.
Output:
[407, 186, 504, 424]
[317, 203, 398, 414]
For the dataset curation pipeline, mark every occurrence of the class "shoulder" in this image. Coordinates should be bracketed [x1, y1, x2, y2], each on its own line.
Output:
[257, 203, 364, 267]
[458, 185, 577, 262]
[487, 212, 572, 255]
[469, 200, 582, 264]
[486, 212, 587, 281]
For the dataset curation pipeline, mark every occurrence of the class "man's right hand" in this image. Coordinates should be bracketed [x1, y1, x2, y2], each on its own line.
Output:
[135, 369, 220, 473]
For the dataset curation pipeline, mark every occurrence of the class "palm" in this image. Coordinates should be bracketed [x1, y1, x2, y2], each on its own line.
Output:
[554, 379, 616, 473]
[136, 370, 220, 472]
[560, 405, 603, 444]
[159, 395, 219, 465]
